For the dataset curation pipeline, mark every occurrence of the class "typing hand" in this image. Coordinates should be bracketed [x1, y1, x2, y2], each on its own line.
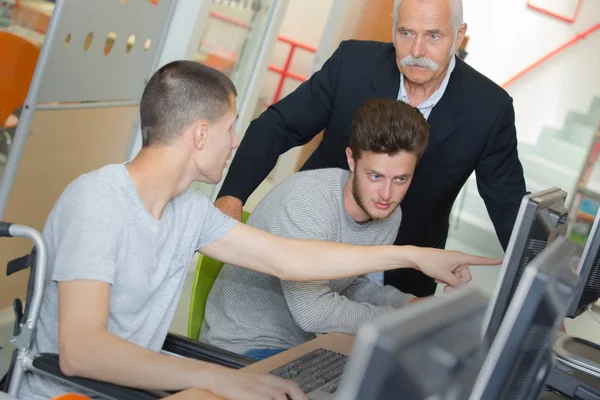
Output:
[209, 369, 307, 400]
[414, 248, 502, 291]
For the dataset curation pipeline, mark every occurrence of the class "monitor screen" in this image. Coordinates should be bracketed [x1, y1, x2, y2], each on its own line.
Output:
[566, 209, 600, 318]
[470, 235, 581, 400]
[335, 288, 489, 400]
[482, 188, 568, 342]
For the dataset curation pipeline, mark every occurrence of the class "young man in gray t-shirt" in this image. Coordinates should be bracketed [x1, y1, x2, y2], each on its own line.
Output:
[19, 61, 499, 400]
[201, 99, 434, 359]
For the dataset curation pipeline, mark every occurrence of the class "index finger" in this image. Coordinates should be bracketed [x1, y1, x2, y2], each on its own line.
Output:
[461, 254, 503, 266]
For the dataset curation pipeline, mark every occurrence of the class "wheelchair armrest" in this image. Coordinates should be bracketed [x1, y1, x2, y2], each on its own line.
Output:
[162, 333, 254, 369]
[31, 353, 172, 399]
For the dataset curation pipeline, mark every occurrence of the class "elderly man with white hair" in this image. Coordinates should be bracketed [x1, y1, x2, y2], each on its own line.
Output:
[215, 0, 526, 297]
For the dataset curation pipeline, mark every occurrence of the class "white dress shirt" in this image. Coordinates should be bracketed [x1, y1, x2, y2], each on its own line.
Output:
[397, 55, 456, 120]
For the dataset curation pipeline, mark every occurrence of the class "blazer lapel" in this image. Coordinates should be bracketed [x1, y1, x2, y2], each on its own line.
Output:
[370, 45, 401, 100]
[426, 59, 464, 148]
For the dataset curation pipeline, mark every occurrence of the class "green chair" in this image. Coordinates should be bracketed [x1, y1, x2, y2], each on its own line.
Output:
[187, 211, 250, 340]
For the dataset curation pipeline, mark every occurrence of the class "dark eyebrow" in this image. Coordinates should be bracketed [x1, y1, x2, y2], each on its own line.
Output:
[367, 169, 413, 179]
[366, 169, 384, 177]
[426, 29, 442, 35]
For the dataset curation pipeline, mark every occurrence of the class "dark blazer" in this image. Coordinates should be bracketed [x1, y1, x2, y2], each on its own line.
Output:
[219, 40, 526, 296]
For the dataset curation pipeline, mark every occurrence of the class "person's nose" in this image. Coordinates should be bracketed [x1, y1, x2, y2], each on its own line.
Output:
[410, 35, 426, 58]
[379, 182, 392, 201]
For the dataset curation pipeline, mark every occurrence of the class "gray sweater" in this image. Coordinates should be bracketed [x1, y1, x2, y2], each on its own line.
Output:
[199, 168, 412, 354]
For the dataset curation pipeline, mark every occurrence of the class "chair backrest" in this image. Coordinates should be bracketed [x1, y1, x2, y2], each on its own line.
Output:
[187, 211, 250, 340]
[0, 31, 39, 126]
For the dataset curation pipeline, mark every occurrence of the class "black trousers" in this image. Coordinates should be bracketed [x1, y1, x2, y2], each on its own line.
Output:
[383, 268, 437, 297]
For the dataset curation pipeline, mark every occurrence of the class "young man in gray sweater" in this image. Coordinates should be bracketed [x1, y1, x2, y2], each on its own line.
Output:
[200, 98, 440, 360]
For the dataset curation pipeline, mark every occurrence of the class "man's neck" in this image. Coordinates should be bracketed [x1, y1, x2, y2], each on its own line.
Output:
[403, 63, 451, 107]
[343, 175, 370, 223]
[125, 147, 192, 220]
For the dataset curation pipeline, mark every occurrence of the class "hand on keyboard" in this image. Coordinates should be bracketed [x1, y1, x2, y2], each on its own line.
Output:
[207, 368, 307, 400]
[270, 349, 347, 398]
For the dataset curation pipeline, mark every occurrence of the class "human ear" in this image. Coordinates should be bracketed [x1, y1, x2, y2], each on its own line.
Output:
[346, 147, 356, 172]
[193, 123, 209, 150]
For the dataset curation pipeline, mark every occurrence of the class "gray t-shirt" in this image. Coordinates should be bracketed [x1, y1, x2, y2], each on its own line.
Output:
[19, 164, 236, 399]
[200, 168, 411, 355]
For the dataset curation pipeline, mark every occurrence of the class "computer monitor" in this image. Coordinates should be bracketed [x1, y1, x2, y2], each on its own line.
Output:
[335, 288, 489, 400]
[545, 211, 600, 399]
[566, 209, 600, 318]
[469, 235, 581, 400]
[482, 188, 569, 342]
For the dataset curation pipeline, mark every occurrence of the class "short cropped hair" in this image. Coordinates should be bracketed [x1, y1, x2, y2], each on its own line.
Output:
[140, 61, 237, 147]
[350, 98, 429, 161]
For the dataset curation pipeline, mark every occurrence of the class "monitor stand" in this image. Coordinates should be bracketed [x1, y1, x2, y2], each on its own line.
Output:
[545, 334, 600, 399]
[554, 335, 600, 375]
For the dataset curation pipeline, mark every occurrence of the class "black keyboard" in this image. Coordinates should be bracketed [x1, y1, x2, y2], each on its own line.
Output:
[270, 348, 348, 399]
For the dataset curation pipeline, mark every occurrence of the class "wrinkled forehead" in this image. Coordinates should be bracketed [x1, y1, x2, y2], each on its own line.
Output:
[396, 0, 455, 31]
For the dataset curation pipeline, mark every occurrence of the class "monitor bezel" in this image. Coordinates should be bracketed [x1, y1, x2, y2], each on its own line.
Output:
[470, 235, 581, 400]
[566, 209, 600, 318]
[335, 288, 488, 400]
[481, 188, 568, 341]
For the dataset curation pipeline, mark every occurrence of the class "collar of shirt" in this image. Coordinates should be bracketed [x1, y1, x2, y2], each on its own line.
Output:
[397, 55, 456, 119]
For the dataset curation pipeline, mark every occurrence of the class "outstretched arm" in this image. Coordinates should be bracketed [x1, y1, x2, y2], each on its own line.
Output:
[200, 222, 501, 288]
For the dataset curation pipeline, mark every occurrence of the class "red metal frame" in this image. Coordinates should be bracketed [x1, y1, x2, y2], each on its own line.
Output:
[526, 0, 584, 23]
[502, 23, 600, 88]
[268, 35, 316, 104]
[208, 11, 315, 104]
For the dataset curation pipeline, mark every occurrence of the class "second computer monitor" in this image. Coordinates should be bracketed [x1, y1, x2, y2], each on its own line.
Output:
[566, 208, 600, 318]
[470, 235, 581, 400]
[482, 187, 569, 342]
[335, 288, 489, 400]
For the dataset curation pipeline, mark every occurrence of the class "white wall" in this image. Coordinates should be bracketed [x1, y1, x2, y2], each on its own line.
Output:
[461, 0, 600, 144]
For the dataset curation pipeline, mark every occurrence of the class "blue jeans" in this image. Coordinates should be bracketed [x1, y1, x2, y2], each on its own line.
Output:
[244, 348, 285, 361]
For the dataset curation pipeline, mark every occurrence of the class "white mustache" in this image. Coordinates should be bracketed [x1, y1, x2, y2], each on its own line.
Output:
[400, 55, 439, 72]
